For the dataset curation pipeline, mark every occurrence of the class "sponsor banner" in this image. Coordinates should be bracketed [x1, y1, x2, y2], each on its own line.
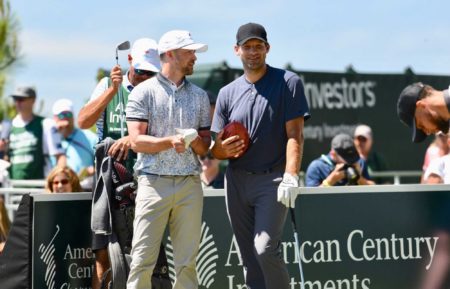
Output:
[32, 193, 93, 289]
[31, 185, 450, 289]
[188, 65, 450, 171]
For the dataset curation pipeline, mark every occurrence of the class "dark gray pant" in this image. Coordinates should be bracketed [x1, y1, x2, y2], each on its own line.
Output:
[225, 168, 290, 289]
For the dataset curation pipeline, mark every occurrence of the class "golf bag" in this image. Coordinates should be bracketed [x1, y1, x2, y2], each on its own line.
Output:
[92, 137, 171, 289]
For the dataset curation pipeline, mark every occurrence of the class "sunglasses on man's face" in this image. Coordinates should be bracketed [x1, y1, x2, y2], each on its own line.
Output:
[134, 69, 157, 77]
[356, 136, 368, 143]
[57, 111, 73, 120]
[13, 97, 29, 102]
[53, 179, 69, 186]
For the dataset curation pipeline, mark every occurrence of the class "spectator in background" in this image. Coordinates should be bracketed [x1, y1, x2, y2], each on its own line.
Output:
[421, 138, 450, 289]
[6, 86, 65, 180]
[421, 132, 449, 183]
[52, 99, 97, 188]
[202, 92, 227, 189]
[206, 90, 217, 121]
[305, 133, 375, 187]
[45, 166, 82, 193]
[423, 135, 450, 184]
[0, 119, 11, 160]
[353, 124, 388, 183]
[0, 197, 10, 254]
[199, 150, 224, 189]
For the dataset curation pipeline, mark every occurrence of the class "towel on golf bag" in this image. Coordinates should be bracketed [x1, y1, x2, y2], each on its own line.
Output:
[92, 137, 172, 289]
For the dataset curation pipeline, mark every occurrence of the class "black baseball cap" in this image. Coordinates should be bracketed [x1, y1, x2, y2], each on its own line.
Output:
[10, 86, 36, 99]
[397, 82, 427, 143]
[236, 23, 268, 45]
[331, 133, 360, 164]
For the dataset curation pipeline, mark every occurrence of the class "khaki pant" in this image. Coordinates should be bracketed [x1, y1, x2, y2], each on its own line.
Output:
[127, 174, 203, 289]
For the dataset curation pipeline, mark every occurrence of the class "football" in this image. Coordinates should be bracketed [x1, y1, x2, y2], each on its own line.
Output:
[222, 121, 250, 158]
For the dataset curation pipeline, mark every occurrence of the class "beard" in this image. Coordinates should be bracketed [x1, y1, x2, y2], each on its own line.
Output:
[183, 65, 194, 76]
[241, 57, 265, 72]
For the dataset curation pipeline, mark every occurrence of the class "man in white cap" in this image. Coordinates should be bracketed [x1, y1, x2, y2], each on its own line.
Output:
[125, 30, 210, 289]
[78, 38, 161, 289]
[5, 86, 66, 180]
[52, 98, 98, 177]
[353, 124, 388, 182]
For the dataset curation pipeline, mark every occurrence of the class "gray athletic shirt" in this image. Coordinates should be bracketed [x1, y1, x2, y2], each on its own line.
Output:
[211, 65, 310, 172]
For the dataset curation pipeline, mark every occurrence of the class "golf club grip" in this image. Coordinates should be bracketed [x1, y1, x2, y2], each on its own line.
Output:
[289, 207, 298, 232]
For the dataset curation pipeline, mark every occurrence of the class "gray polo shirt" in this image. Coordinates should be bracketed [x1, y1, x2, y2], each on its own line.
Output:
[211, 65, 310, 172]
[126, 73, 211, 175]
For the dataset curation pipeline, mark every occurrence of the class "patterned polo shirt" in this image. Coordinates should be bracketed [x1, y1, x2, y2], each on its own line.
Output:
[125, 73, 211, 175]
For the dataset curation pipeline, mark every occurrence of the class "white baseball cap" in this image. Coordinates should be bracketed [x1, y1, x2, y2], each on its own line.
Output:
[158, 30, 208, 55]
[130, 38, 161, 72]
[52, 99, 73, 115]
[354, 124, 373, 139]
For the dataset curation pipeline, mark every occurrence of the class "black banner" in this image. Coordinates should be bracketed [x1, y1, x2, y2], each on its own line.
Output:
[32, 193, 93, 289]
[195, 186, 450, 289]
[188, 64, 450, 172]
[16, 185, 450, 289]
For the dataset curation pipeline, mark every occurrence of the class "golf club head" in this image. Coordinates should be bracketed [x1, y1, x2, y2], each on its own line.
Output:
[116, 41, 130, 51]
[115, 41, 130, 64]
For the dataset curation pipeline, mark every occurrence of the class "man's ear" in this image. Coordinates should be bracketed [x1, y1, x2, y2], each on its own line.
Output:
[234, 45, 240, 56]
[165, 50, 174, 59]
[266, 43, 270, 53]
[416, 99, 426, 108]
[128, 54, 132, 64]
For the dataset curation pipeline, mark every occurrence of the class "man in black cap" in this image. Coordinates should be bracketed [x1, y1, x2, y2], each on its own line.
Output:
[211, 23, 310, 289]
[397, 83, 450, 142]
[305, 133, 374, 187]
[3, 86, 66, 179]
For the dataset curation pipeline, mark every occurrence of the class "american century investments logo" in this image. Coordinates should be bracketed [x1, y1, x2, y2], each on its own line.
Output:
[39, 225, 60, 289]
[37, 224, 95, 289]
[166, 222, 219, 288]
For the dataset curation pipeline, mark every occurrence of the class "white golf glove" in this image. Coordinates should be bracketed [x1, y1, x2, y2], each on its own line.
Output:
[175, 128, 198, 148]
[277, 173, 299, 208]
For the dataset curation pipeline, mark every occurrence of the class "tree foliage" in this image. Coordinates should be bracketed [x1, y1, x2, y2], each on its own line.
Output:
[0, 0, 21, 119]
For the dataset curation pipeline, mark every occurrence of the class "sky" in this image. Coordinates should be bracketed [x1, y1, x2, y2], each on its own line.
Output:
[6, 0, 450, 117]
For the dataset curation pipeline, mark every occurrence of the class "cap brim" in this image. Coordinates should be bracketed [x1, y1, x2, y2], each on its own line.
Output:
[412, 121, 427, 143]
[238, 37, 268, 45]
[355, 133, 371, 139]
[10, 94, 29, 98]
[181, 43, 208, 53]
[132, 60, 161, 72]
[56, 119, 70, 126]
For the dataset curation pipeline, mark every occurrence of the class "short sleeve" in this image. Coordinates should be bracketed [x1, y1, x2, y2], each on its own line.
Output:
[42, 118, 64, 156]
[126, 82, 151, 121]
[211, 88, 228, 133]
[87, 77, 109, 138]
[424, 157, 444, 180]
[89, 77, 109, 102]
[285, 75, 310, 122]
[199, 91, 211, 130]
[305, 160, 324, 187]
